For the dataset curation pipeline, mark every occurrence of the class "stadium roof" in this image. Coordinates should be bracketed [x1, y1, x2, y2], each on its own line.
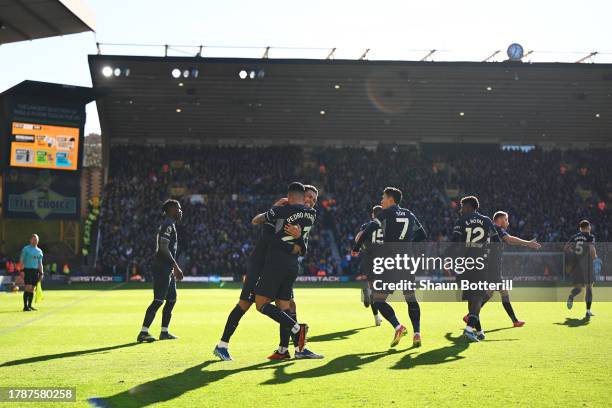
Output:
[0, 0, 95, 44]
[89, 55, 612, 145]
[0, 79, 94, 103]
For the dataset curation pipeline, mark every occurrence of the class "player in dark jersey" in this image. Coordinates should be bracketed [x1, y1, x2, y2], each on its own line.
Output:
[253, 182, 314, 359]
[463, 210, 541, 327]
[352, 187, 427, 348]
[213, 185, 322, 361]
[269, 185, 324, 360]
[358, 205, 384, 326]
[451, 196, 499, 342]
[137, 199, 184, 343]
[564, 220, 597, 318]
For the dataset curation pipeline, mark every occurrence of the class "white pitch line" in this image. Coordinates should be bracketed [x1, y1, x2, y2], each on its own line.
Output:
[0, 283, 126, 337]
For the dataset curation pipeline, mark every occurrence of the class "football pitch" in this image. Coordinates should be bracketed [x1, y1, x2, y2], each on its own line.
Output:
[1, 284, 611, 407]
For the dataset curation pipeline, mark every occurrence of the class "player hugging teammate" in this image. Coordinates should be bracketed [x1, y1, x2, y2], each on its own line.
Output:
[214, 182, 323, 361]
[136, 186, 589, 354]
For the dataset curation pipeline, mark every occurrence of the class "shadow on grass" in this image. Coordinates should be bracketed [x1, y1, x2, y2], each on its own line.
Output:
[93, 360, 288, 408]
[0, 342, 139, 367]
[307, 326, 372, 343]
[390, 332, 468, 370]
[484, 326, 516, 334]
[390, 331, 521, 371]
[554, 317, 590, 327]
[261, 348, 408, 385]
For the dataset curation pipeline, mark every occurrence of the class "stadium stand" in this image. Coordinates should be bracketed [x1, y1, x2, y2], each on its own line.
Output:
[96, 144, 611, 279]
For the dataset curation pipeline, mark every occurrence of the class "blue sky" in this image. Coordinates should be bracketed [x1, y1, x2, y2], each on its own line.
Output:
[1, 0, 610, 134]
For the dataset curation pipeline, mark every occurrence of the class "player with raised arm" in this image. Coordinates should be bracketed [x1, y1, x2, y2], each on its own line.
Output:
[451, 196, 499, 342]
[253, 182, 315, 359]
[463, 211, 541, 327]
[352, 187, 427, 348]
[137, 199, 184, 343]
[268, 185, 324, 359]
[564, 220, 597, 318]
[213, 185, 322, 361]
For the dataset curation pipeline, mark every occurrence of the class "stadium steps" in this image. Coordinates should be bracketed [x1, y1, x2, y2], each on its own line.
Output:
[80, 167, 104, 268]
[80, 167, 104, 216]
[322, 229, 342, 269]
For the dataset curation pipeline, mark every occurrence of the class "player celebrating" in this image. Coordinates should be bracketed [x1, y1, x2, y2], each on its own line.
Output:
[214, 185, 322, 361]
[451, 196, 499, 342]
[352, 187, 427, 348]
[253, 182, 314, 359]
[264, 185, 323, 360]
[19, 234, 44, 311]
[137, 199, 184, 343]
[464, 211, 541, 327]
[564, 220, 597, 318]
[358, 205, 384, 326]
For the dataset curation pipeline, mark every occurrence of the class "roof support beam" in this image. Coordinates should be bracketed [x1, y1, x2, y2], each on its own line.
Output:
[521, 50, 534, 60]
[482, 50, 500, 62]
[326, 47, 336, 60]
[420, 49, 436, 61]
[575, 51, 598, 63]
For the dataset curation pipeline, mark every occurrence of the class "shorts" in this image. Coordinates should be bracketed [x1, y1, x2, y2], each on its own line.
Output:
[487, 261, 503, 284]
[359, 253, 377, 281]
[255, 249, 298, 301]
[572, 263, 594, 285]
[239, 235, 270, 303]
[240, 258, 264, 303]
[459, 266, 488, 301]
[152, 261, 177, 301]
[24, 268, 38, 285]
[240, 269, 296, 303]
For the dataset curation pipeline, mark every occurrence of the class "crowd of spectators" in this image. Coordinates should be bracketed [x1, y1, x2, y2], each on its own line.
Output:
[97, 144, 611, 279]
[97, 146, 320, 277]
[444, 148, 611, 242]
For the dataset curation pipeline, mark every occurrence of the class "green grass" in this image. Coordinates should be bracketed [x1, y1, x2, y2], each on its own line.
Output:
[1, 286, 611, 407]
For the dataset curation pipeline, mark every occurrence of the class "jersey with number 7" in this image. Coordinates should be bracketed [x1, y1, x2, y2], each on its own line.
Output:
[364, 204, 426, 243]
